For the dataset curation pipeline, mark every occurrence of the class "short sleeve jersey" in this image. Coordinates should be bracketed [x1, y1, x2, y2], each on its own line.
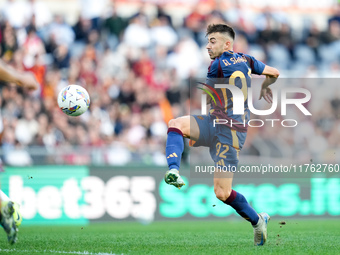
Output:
[205, 50, 265, 132]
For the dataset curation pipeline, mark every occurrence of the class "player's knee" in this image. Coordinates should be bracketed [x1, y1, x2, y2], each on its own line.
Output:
[214, 188, 232, 201]
[168, 119, 175, 127]
[168, 118, 182, 130]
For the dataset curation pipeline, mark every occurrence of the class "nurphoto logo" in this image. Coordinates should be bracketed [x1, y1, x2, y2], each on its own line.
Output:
[199, 83, 312, 128]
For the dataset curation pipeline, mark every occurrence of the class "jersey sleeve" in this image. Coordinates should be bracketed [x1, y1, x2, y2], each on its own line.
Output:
[243, 54, 265, 75]
[207, 59, 219, 78]
[205, 59, 221, 87]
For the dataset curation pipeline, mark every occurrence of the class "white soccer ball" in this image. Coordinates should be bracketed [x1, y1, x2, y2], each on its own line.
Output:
[57, 85, 90, 116]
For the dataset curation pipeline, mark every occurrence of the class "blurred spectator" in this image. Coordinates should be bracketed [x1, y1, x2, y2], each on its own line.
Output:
[22, 27, 45, 68]
[27, 0, 52, 29]
[27, 54, 45, 96]
[132, 50, 154, 84]
[150, 17, 178, 49]
[73, 17, 92, 43]
[2, 0, 30, 29]
[48, 15, 75, 47]
[224, 0, 255, 36]
[167, 37, 202, 79]
[80, 0, 108, 30]
[102, 6, 128, 49]
[184, 6, 206, 46]
[124, 15, 152, 48]
[0, 22, 18, 62]
[53, 44, 71, 69]
[15, 107, 39, 145]
[328, 3, 340, 27]
[156, 4, 173, 27]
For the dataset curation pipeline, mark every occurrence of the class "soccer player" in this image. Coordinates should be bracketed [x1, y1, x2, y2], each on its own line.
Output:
[0, 59, 39, 244]
[164, 24, 279, 246]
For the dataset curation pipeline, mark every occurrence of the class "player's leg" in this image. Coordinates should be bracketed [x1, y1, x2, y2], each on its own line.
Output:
[211, 127, 270, 246]
[214, 174, 260, 225]
[0, 200, 17, 244]
[164, 115, 200, 188]
[212, 127, 260, 225]
[213, 168, 270, 246]
[0, 190, 21, 244]
[0, 190, 22, 227]
[166, 115, 200, 169]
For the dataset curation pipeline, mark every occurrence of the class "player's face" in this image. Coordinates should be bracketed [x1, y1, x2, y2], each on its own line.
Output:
[206, 33, 228, 59]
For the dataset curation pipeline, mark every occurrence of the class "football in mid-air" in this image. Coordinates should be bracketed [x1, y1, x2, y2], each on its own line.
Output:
[57, 85, 90, 116]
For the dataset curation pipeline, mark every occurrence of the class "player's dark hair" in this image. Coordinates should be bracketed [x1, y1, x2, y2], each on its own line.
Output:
[206, 24, 235, 40]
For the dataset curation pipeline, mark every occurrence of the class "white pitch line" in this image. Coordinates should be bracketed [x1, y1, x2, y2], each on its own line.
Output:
[0, 249, 122, 255]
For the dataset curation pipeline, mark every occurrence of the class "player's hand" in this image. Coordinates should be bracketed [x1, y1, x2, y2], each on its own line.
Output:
[17, 72, 39, 91]
[259, 87, 273, 104]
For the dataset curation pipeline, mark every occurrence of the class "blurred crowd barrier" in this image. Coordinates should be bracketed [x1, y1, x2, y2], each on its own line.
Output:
[0, 0, 340, 166]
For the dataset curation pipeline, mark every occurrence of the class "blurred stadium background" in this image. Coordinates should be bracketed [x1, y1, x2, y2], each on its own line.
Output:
[0, 0, 339, 231]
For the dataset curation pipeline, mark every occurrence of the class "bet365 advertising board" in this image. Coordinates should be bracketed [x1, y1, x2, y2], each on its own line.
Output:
[0, 166, 339, 225]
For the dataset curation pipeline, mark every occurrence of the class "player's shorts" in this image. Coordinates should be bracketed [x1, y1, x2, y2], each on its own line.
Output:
[191, 115, 247, 168]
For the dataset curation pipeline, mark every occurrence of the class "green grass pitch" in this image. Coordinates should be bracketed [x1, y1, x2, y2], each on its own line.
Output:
[0, 219, 339, 254]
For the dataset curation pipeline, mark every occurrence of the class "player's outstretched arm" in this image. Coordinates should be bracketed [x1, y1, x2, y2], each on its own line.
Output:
[0, 60, 39, 91]
[259, 65, 280, 104]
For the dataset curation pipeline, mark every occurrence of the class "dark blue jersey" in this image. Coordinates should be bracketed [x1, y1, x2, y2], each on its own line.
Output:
[205, 50, 265, 132]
